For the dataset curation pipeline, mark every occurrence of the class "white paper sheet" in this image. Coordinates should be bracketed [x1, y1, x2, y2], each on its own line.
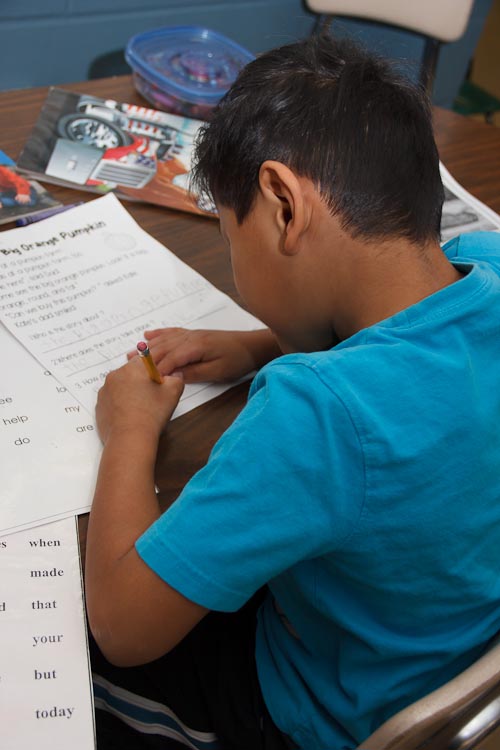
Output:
[0, 324, 101, 536]
[0, 516, 95, 749]
[0, 194, 262, 417]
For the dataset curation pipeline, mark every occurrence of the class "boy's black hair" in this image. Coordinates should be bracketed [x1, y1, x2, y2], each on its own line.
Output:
[192, 34, 444, 244]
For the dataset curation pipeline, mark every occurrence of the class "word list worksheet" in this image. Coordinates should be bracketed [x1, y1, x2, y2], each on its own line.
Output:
[0, 516, 95, 749]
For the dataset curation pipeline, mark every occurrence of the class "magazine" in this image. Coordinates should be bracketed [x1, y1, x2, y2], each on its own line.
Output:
[0, 149, 61, 226]
[16, 88, 216, 218]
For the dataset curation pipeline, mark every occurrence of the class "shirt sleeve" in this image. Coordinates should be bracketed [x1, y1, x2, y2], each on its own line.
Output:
[136, 359, 366, 611]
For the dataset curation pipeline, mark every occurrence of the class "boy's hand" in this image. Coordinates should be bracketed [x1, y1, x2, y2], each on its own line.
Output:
[127, 328, 281, 383]
[95, 356, 184, 444]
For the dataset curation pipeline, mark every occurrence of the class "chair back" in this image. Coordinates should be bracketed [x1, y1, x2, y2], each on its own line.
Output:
[356, 636, 500, 750]
[305, 0, 474, 43]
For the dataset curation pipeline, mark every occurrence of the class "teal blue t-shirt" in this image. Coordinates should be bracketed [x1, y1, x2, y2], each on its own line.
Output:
[136, 231, 500, 749]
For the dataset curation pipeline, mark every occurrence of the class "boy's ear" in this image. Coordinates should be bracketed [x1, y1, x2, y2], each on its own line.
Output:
[258, 160, 310, 255]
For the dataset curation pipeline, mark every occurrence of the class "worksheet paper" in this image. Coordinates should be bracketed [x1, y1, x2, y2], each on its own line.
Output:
[0, 194, 262, 416]
[0, 516, 95, 750]
[440, 162, 500, 242]
[0, 323, 101, 536]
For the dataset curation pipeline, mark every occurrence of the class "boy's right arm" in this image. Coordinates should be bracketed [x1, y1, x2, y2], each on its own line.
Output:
[130, 328, 282, 383]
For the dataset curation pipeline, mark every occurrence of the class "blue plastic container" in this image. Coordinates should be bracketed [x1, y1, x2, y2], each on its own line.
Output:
[125, 26, 255, 120]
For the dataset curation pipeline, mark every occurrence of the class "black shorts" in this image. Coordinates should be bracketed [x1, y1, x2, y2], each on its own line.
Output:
[89, 592, 296, 750]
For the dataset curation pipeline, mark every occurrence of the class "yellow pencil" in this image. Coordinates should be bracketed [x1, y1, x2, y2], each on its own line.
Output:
[136, 341, 163, 384]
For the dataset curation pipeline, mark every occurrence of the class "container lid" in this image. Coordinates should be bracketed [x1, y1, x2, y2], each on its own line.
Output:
[125, 26, 255, 105]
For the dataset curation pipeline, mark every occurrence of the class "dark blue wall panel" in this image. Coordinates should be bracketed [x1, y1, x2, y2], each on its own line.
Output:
[0, 1, 315, 90]
[0, 0, 493, 109]
[0, 0, 67, 19]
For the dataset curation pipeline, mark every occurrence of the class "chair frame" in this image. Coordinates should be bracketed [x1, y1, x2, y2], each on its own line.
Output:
[356, 637, 500, 750]
[310, 0, 474, 95]
[314, 14, 442, 95]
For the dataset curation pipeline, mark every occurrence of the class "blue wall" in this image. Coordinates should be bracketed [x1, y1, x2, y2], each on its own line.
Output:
[0, 0, 315, 89]
[0, 0, 493, 108]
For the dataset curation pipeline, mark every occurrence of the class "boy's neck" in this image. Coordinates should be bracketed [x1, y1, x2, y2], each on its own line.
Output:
[327, 234, 463, 343]
[290, 203, 464, 351]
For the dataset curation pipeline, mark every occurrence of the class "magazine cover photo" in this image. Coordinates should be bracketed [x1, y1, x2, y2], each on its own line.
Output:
[0, 149, 61, 225]
[17, 88, 216, 218]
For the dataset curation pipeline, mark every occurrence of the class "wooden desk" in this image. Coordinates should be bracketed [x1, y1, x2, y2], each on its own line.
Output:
[1, 76, 500, 556]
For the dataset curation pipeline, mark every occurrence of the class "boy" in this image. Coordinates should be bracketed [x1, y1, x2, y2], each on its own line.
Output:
[86, 34, 500, 750]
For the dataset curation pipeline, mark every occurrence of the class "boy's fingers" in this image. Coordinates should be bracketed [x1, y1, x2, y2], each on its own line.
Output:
[144, 327, 182, 342]
[169, 361, 224, 384]
[144, 328, 169, 338]
[154, 343, 206, 375]
[146, 336, 193, 363]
